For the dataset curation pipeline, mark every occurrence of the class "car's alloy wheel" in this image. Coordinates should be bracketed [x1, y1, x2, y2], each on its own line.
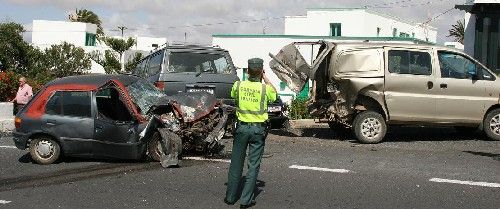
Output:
[353, 111, 387, 144]
[484, 109, 500, 141]
[29, 137, 61, 165]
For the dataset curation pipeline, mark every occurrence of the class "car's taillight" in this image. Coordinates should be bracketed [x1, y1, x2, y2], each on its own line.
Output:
[154, 81, 165, 91]
[14, 117, 22, 129]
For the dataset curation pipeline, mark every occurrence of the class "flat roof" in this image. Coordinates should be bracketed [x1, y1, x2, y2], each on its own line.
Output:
[212, 34, 434, 44]
[304, 7, 436, 29]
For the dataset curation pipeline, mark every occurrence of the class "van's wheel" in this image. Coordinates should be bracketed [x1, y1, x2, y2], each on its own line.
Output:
[148, 132, 163, 161]
[353, 111, 387, 143]
[29, 137, 61, 165]
[484, 109, 500, 141]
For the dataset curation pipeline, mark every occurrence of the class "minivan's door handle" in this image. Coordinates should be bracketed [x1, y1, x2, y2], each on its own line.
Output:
[427, 81, 434, 89]
[440, 83, 448, 89]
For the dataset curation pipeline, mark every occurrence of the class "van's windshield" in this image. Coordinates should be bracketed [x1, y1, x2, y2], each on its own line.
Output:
[167, 52, 232, 74]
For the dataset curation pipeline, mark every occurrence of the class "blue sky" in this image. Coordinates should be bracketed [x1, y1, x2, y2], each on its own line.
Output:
[0, 0, 467, 44]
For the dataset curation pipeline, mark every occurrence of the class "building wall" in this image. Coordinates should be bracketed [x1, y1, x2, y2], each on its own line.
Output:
[32, 20, 97, 47]
[463, 13, 476, 56]
[133, 36, 167, 52]
[284, 9, 437, 43]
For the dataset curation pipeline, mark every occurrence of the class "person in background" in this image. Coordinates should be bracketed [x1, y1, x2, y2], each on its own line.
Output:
[224, 58, 277, 208]
[10, 77, 33, 112]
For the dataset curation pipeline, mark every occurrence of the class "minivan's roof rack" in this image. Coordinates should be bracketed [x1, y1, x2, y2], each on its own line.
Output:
[149, 42, 223, 54]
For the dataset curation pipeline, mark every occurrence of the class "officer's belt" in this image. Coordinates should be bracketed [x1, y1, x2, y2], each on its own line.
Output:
[238, 121, 266, 126]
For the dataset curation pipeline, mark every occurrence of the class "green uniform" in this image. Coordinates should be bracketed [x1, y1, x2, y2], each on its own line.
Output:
[225, 79, 276, 206]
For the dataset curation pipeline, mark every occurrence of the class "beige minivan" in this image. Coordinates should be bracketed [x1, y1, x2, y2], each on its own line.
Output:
[270, 41, 500, 143]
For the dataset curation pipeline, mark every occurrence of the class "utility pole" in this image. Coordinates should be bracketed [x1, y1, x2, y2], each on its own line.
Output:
[117, 26, 127, 37]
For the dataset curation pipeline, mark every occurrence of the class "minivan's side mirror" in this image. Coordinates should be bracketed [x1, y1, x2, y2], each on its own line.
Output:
[467, 65, 479, 80]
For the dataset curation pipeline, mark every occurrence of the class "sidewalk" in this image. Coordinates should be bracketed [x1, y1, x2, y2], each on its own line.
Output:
[288, 119, 329, 129]
[0, 102, 14, 133]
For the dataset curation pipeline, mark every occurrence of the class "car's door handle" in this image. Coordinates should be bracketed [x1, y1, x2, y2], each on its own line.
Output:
[96, 125, 103, 130]
[46, 120, 57, 125]
[440, 83, 448, 89]
[427, 81, 433, 89]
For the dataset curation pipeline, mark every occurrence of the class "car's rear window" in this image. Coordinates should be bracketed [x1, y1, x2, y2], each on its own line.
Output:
[45, 91, 91, 118]
[167, 52, 232, 74]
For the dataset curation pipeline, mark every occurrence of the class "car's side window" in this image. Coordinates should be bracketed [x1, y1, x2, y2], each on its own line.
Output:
[438, 51, 478, 79]
[96, 88, 134, 121]
[481, 68, 496, 81]
[45, 91, 91, 118]
[388, 50, 432, 75]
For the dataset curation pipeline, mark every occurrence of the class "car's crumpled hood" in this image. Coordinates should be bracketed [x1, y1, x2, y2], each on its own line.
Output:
[150, 91, 218, 123]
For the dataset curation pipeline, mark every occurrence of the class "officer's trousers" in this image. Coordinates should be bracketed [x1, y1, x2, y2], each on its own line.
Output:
[225, 123, 266, 205]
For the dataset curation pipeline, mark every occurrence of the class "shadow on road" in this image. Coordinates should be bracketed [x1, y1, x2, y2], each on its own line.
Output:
[270, 126, 491, 143]
[463, 151, 500, 161]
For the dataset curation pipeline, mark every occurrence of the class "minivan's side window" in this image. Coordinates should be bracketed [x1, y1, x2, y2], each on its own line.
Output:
[45, 91, 91, 118]
[146, 50, 164, 76]
[388, 50, 432, 75]
[438, 51, 491, 80]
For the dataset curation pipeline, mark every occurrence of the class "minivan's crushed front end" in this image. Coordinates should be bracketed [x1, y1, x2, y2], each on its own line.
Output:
[269, 41, 386, 126]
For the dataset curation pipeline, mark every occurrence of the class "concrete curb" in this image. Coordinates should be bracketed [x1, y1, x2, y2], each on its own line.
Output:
[288, 119, 329, 129]
[0, 118, 14, 133]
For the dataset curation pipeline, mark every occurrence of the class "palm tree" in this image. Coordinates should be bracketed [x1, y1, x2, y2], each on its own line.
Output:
[447, 19, 465, 44]
[69, 9, 104, 37]
[103, 37, 136, 72]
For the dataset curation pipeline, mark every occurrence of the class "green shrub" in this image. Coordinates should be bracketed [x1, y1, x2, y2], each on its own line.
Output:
[289, 99, 311, 120]
[0, 71, 20, 102]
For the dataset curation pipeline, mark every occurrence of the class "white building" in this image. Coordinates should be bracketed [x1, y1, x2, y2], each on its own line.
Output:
[212, 8, 438, 102]
[456, 0, 499, 72]
[444, 41, 465, 50]
[285, 8, 437, 42]
[31, 20, 168, 73]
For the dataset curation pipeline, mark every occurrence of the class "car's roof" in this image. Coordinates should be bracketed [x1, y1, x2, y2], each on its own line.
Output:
[47, 74, 139, 87]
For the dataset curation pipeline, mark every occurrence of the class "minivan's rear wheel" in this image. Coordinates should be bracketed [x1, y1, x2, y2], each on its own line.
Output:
[484, 109, 500, 141]
[353, 111, 387, 143]
[29, 137, 60, 165]
[148, 132, 163, 161]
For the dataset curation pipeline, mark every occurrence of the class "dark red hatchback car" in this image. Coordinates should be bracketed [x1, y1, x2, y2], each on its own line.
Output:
[13, 74, 228, 165]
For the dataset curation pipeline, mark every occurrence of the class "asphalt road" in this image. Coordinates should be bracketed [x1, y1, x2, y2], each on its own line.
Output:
[0, 127, 499, 209]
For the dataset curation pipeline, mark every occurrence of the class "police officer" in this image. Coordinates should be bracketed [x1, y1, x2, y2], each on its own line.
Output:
[225, 58, 277, 208]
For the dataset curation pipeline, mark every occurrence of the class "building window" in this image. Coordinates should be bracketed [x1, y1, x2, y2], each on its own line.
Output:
[85, 33, 96, 46]
[376, 27, 381, 37]
[393, 28, 398, 37]
[330, 23, 342, 37]
[399, 32, 410, 38]
[279, 81, 286, 91]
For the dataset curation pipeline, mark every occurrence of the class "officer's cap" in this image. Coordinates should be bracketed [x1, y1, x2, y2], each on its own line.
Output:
[248, 58, 264, 70]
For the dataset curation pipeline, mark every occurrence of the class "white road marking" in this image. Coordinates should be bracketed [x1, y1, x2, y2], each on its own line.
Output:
[0, 200, 12, 204]
[429, 178, 500, 188]
[289, 165, 350, 173]
[0, 145, 16, 149]
[184, 156, 231, 163]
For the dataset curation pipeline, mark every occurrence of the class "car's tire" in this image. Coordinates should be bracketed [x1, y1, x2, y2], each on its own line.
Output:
[29, 137, 61, 165]
[148, 132, 163, 162]
[483, 109, 500, 141]
[353, 111, 387, 144]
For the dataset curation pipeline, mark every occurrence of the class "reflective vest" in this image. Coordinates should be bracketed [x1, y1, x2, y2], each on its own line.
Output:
[231, 81, 277, 122]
